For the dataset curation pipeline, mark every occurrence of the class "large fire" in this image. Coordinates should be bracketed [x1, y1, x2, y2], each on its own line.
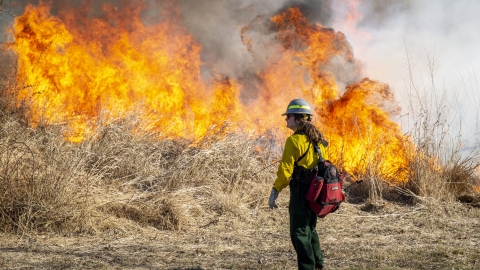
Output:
[8, 2, 409, 181]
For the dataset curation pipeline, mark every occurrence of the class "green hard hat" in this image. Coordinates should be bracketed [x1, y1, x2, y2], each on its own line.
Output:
[281, 99, 313, 115]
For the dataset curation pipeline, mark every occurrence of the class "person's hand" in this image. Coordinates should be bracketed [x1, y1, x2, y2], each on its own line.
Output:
[268, 188, 279, 209]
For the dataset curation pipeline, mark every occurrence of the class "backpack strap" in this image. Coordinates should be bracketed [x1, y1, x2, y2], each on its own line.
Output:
[294, 141, 311, 166]
[313, 143, 326, 162]
[293, 129, 311, 166]
[295, 129, 326, 163]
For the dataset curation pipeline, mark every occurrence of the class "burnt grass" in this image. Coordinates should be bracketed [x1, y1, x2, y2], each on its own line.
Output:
[1, 197, 479, 270]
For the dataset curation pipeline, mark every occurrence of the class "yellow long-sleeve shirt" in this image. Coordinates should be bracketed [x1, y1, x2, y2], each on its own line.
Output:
[273, 132, 328, 192]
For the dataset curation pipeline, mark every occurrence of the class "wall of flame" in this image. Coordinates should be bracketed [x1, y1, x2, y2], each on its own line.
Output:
[8, 2, 410, 182]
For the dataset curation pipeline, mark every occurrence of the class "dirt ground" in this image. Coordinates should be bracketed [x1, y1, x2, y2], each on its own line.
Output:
[1, 200, 479, 270]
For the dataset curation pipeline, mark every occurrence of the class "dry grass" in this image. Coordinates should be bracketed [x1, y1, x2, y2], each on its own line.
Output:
[400, 115, 480, 203]
[399, 49, 480, 203]
[0, 110, 278, 234]
[1, 48, 480, 268]
[0, 201, 479, 269]
[1, 106, 479, 268]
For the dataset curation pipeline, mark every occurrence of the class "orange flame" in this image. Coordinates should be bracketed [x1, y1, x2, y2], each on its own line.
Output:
[11, 2, 215, 141]
[9, 4, 409, 181]
[268, 8, 408, 180]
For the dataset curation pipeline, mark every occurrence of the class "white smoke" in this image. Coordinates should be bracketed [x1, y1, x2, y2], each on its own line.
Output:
[330, 0, 480, 145]
[174, 0, 340, 100]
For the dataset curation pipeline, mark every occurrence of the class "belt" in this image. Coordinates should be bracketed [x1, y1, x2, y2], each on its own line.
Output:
[291, 166, 316, 185]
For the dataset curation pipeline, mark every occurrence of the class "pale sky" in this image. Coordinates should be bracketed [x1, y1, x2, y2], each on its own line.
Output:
[330, 0, 480, 143]
[332, 1, 480, 102]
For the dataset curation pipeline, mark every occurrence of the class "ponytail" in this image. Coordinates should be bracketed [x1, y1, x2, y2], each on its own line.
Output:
[293, 114, 328, 146]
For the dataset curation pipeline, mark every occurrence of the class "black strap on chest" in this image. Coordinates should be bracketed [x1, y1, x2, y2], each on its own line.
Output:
[293, 130, 310, 167]
[294, 129, 325, 163]
[292, 130, 316, 185]
[294, 141, 311, 166]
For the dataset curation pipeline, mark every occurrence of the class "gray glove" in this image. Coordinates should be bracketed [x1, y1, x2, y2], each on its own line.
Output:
[268, 188, 279, 209]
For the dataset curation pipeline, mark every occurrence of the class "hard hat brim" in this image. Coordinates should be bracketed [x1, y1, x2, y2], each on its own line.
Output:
[281, 111, 313, 116]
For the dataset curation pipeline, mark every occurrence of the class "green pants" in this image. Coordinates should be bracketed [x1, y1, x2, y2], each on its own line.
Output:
[289, 180, 324, 270]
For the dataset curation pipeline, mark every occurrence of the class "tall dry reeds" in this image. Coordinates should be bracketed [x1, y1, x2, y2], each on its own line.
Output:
[398, 49, 480, 202]
[332, 51, 480, 208]
[0, 116, 105, 233]
[0, 105, 279, 233]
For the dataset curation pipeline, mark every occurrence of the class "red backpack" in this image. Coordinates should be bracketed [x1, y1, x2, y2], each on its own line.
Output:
[306, 144, 345, 218]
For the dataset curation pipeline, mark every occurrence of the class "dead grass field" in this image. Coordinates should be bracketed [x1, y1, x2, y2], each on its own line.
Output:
[0, 111, 479, 269]
[1, 198, 479, 270]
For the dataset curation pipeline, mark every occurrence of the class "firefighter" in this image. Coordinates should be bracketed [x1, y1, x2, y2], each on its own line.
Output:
[268, 98, 328, 270]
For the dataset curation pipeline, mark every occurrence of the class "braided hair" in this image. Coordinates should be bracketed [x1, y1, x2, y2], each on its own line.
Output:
[293, 114, 328, 146]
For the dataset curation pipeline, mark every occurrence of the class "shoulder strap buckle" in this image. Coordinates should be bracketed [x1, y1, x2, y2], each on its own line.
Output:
[313, 143, 325, 162]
